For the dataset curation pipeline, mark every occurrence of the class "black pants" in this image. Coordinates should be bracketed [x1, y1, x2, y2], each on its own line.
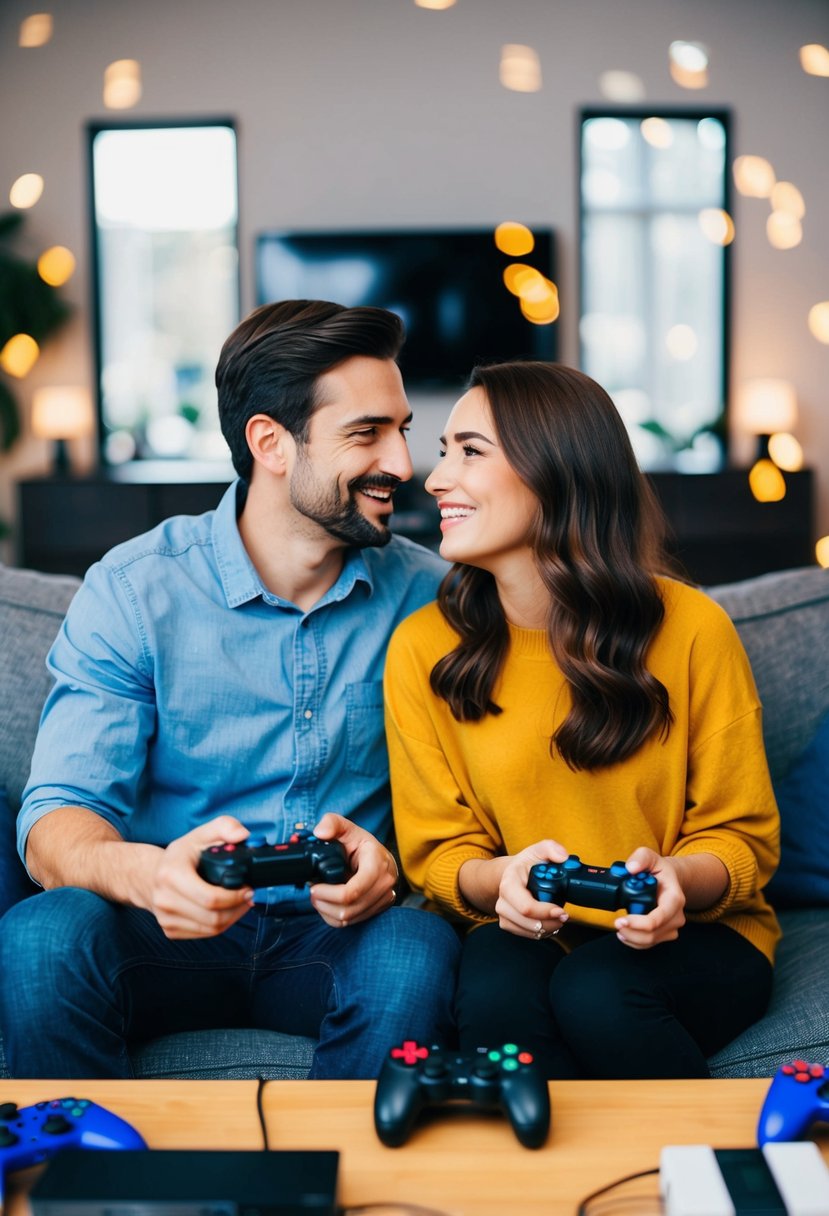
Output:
[455, 921, 773, 1079]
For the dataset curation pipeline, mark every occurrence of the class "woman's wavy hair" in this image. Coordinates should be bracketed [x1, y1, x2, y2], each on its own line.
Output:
[430, 360, 676, 770]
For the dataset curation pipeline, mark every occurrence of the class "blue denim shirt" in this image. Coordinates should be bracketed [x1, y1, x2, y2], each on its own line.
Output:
[19, 481, 445, 908]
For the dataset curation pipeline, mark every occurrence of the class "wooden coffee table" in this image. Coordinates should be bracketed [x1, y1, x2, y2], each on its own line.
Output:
[2, 1078, 827, 1215]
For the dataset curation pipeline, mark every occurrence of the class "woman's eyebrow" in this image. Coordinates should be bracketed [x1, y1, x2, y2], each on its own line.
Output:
[440, 430, 497, 446]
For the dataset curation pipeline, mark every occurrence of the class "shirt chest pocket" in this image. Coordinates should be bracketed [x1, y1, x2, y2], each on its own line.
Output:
[345, 680, 386, 778]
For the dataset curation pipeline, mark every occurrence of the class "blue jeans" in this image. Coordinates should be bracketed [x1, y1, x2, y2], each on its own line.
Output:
[0, 889, 460, 1079]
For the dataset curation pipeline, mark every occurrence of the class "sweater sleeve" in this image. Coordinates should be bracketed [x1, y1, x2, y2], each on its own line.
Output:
[669, 600, 780, 920]
[384, 620, 501, 923]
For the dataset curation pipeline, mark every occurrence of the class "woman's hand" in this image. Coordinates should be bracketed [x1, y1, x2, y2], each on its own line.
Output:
[613, 848, 686, 949]
[493, 840, 571, 941]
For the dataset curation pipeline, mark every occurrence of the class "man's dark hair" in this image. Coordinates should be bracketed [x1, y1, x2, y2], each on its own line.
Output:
[215, 299, 405, 481]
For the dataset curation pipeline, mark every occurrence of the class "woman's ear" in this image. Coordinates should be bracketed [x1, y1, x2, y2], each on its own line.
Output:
[245, 414, 295, 477]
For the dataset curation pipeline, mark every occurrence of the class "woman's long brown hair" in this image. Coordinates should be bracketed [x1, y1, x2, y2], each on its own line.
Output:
[430, 361, 675, 770]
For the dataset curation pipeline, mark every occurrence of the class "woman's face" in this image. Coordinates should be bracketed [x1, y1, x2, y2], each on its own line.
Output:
[425, 386, 539, 574]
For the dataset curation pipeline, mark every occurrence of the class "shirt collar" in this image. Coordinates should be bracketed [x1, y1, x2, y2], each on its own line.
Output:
[213, 479, 374, 610]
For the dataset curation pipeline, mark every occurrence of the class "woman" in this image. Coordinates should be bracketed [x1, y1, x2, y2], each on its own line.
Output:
[384, 361, 780, 1079]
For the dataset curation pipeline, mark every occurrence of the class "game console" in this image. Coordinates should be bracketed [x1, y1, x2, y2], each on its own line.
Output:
[757, 1060, 829, 1146]
[198, 828, 348, 889]
[374, 1040, 550, 1149]
[528, 854, 658, 914]
[0, 1097, 146, 1206]
[29, 1149, 340, 1216]
[660, 1143, 829, 1216]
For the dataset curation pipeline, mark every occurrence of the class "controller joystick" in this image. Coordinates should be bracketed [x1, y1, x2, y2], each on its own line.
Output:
[198, 828, 348, 890]
[757, 1060, 829, 1145]
[528, 854, 658, 915]
[0, 1097, 146, 1203]
[374, 1041, 551, 1149]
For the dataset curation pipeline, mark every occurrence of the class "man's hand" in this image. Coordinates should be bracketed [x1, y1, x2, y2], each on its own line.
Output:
[493, 839, 571, 940]
[309, 812, 398, 929]
[150, 816, 254, 940]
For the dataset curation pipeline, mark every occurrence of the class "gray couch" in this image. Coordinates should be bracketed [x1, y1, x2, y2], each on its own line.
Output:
[1, 561, 827, 1079]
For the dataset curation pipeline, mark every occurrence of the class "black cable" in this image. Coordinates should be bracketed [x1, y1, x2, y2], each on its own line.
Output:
[576, 1167, 660, 1215]
[256, 1075, 270, 1150]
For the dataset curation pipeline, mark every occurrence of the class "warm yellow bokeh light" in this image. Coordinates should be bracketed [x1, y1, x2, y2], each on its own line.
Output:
[414, 0, 456, 7]
[640, 117, 673, 148]
[669, 62, 708, 89]
[748, 459, 786, 503]
[698, 208, 735, 246]
[807, 301, 829, 344]
[499, 44, 542, 93]
[19, 13, 53, 47]
[103, 59, 142, 109]
[503, 264, 542, 297]
[520, 294, 560, 325]
[37, 245, 76, 287]
[0, 333, 40, 378]
[733, 155, 775, 198]
[767, 432, 804, 473]
[9, 173, 44, 209]
[816, 536, 829, 569]
[766, 211, 803, 250]
[494, 222, 535, 257]
[799, 44, 829, 76]
[771, 181, 805, 219]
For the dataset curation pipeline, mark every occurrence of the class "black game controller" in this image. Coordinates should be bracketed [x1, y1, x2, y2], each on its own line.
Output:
[374, 1041, 551, 1149]
[528, 854, 658, 915]
[198, 827, 348, 889]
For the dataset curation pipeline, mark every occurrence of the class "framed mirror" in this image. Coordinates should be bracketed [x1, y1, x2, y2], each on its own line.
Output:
[578, 106, 731, 472]
[88, 118, 240, 464]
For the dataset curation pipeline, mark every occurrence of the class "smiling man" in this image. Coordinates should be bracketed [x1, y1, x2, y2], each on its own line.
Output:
[0, 300, 459, 1080]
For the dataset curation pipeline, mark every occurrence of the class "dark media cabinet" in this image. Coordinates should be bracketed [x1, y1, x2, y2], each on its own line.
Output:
[17, 465, 815, 586]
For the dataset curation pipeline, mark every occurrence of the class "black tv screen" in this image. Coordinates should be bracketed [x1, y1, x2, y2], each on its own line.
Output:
[255, 228, 557, 390]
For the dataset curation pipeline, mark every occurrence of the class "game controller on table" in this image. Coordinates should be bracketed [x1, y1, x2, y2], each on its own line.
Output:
[198, 827, 349, 890]
[528, 854, 658, 915]
[374, 1040, 550, 1149]
[0, 1097, 146, 1202]
[757, 1059, 829, 1145]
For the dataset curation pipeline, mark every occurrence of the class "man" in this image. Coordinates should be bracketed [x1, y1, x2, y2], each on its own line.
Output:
[0, 299, 459, 1078]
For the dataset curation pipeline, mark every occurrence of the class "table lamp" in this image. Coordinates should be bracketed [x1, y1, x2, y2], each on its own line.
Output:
[737, 378, 798, 460]
[31, 386, 94, 475]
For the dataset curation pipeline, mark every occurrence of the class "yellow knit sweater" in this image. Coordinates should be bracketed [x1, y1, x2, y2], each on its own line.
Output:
[384, 577, 781, 964]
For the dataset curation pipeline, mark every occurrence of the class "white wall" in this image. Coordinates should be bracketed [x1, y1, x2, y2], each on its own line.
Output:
[1, 0, 827, 554]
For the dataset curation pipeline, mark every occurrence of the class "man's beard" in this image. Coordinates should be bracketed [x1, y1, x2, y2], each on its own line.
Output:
[290, 458, 399, 549]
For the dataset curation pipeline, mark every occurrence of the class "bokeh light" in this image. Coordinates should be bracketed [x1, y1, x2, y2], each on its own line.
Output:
[9, 173, 44, 209]
[19, 13, 53, 47]
[37, 245, 76, 287]
[807, 302, 829, 344]
[0, 333, 40, 378]
[494, 222, 535, 257]
[733, 155, 775, 198]
[103, 59, 142, 109]
[698, 208, 735, 246]
[766, 211, 802, 250]
[770, 181, 805, 219]
[748, 459, 786, 503]
[767, 432, 803, 472]
[799, 44, 829, 76]
[641, 117, 673, 148]
[816, 536, 829, 569]
[499, 44, 542, 93]
[598, 70, 645, 102]
[669, 41, 709, 89]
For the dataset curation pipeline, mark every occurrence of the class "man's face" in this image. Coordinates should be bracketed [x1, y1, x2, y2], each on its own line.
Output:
[289, 356, 414, 548]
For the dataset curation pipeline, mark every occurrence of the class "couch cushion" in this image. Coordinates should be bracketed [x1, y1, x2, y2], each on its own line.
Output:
[708, 908, 829, 1077]
[707, 567, 829, 784]
[0, 564, 80, 813]
[765, 710, 829, 908]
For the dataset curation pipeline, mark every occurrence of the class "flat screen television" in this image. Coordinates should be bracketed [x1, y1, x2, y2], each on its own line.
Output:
[255, 228, 557, 390]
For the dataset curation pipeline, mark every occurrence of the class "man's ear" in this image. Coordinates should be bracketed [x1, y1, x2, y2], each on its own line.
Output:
[245, 414, 295, 476]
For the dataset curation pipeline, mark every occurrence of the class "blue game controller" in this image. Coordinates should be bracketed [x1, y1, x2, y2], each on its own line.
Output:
[0, 1097, 146, 1203]
[757, 1060, 829, 1145]
[528, 854, 658, 915]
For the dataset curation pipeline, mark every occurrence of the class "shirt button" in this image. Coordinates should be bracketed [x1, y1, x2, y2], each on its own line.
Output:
[303, 709, 313, 720]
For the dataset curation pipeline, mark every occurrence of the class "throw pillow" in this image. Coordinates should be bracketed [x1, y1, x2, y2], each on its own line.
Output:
[765, 710, 829, 908]
[0, 787, 40, 918]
